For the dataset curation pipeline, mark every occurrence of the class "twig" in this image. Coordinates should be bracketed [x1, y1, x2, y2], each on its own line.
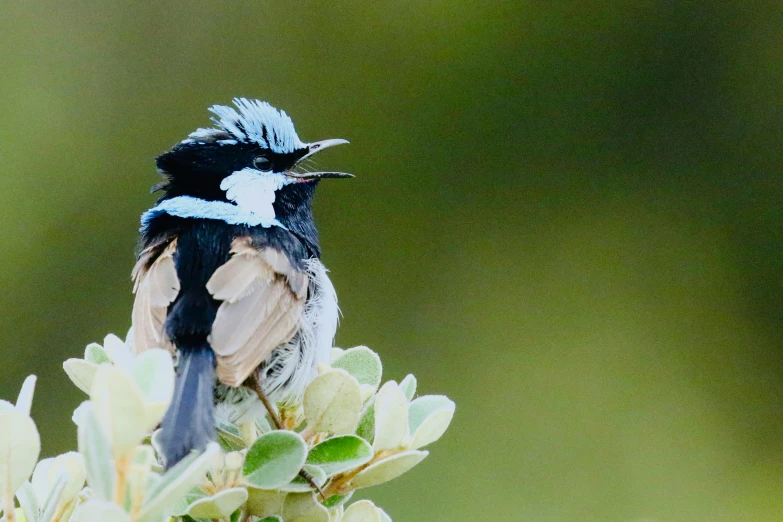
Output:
[323, 449, 398, 498]
[249, 377, 325, 499]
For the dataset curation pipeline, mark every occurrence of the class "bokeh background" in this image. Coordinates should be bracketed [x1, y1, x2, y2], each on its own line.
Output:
[1, 2, 782, 520]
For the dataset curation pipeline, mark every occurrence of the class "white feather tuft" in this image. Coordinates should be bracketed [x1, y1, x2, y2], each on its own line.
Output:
[199, 98, 306, 154]
[259, 259, 339, 405]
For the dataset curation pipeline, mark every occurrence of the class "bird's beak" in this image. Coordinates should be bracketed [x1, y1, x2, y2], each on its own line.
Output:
[287, 138, 354, 180]
[303, 138, 350, 159]
[290, 171, 355, 179]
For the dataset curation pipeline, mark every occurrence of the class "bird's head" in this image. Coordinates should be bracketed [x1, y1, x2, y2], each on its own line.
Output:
[155, 98, 352, 204]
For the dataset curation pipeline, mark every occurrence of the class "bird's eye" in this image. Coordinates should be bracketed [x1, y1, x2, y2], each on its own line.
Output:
[253, 157, 273, 171]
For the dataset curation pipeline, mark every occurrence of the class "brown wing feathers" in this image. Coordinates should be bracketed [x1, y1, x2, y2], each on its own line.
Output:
[131, 239, 179, 355]
[131, 236, 307, 388]
[207, 238, 308, 387]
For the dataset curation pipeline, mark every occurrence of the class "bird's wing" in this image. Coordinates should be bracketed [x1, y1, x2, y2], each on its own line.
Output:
[131, 239, 179, 355]
[207, 237, 308, 387]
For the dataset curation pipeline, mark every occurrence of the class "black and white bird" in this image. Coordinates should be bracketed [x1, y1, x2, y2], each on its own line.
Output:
[130, 98, 351, 466]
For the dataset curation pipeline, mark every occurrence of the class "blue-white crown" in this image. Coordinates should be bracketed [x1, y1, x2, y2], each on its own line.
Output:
[186, 98, 306, 154]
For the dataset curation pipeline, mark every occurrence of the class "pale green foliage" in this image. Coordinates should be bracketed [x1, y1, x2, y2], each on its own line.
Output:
[243, 432, 308, 489]
[306, 436, 373, 477]
[342, 500, 388, 522]
[0, 333, 455, 522]
[186, 488, 248, 519]
[303, 370, 363, 434]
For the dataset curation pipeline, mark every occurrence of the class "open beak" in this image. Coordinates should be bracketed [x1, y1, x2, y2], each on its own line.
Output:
[288, 171, 355, 180]
[287, 138, 354, 180]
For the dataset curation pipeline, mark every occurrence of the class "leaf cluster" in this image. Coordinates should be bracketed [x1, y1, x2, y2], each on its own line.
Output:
[0, 335, 455, 522]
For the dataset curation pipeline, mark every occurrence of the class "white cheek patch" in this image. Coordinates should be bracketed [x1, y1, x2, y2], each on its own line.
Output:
[139, 168, 295, 232]
[220, 168, 291, 220]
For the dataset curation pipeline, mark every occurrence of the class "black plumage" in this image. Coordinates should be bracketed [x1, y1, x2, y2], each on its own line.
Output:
[131, 98, 351, 467]
[142, 215, 312, 467]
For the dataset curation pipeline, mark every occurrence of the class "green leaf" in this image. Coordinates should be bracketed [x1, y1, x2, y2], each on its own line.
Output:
[256, 410, 273, 433]
[399, 374, 416, 402]
[15, 375, 37, 416]
[70, 500, 132, 522]
[128, 445, 156, 509]
[355, 399, 375, 444]
[329, 347, 345, 363]
[258, 517, 284, 522]
[169, 486, 206, 517]
[372, 382, 408, 451]
[31, 458, 54, 506]
[279, 464, 326, 492]
[216, 424, 246, 452]
[136, 443, 220, 522]
[90, 365, 148, 458]
[359, 384, 376, 403]
[0, 411, 41, 496]
[59, 487, 84, 522]
[306, 435, 373, 477]
[342, 500, 381, 522]
[283, 492, 329, 522]
[143, 472, 162, 502]
[1, 508, 28, 522]
[303, 370, 362, 435]
[15, 482, 39, 522]
[63, 359, 99, 394]
[245, 488, 286, 518]
[224, 451, 244, 472]
[131, 349, 175, 431]
[38, 475, 67, 522]
[71, 401, 89, 427]
[409, 407, 454, 449]
[186, 488, 248, 519]
[408, 395, 455, 436]
[84, 343, 111, 365]
[132, 444, 156, 468]
[328, 505, 345, 522]
[349, 451, 428, 489]
[243, 431, 308, 489]
[77, 403, 114, 501]
[331, 347, 382, 389]
[47, 452, 86, 506]
[322, 491, 353, 509]
[102, 334, 132, 369]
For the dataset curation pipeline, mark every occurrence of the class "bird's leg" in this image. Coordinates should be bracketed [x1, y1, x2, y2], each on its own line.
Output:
[249, 377, 283, 430]
[249, 377, 324, 499]
[297, 468, 325, 500]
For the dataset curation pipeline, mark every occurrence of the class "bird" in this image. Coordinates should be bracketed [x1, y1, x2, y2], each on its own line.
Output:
[130, 98, 352, 467]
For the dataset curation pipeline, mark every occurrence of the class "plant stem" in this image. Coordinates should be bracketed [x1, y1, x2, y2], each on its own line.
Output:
[4, 489, 15, 522]
[249, 378, 323, 495]
[114, 455, 129, 506]
[323, 449, 399, 497]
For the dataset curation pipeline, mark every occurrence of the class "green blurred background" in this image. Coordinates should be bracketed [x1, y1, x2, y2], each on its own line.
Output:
[1, 2, 782, 520]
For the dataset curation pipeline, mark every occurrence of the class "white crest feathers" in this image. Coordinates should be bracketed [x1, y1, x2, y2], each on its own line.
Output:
[188, 98, 306, 154]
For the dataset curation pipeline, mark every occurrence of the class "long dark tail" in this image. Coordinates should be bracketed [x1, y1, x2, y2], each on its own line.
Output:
[159, 346, 216, 468]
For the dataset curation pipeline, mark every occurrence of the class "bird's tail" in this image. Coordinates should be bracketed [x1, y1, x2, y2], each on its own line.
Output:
[159, 345, 216, 468]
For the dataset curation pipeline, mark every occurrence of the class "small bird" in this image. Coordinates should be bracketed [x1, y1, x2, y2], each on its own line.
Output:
[131, 98, 352, 466]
